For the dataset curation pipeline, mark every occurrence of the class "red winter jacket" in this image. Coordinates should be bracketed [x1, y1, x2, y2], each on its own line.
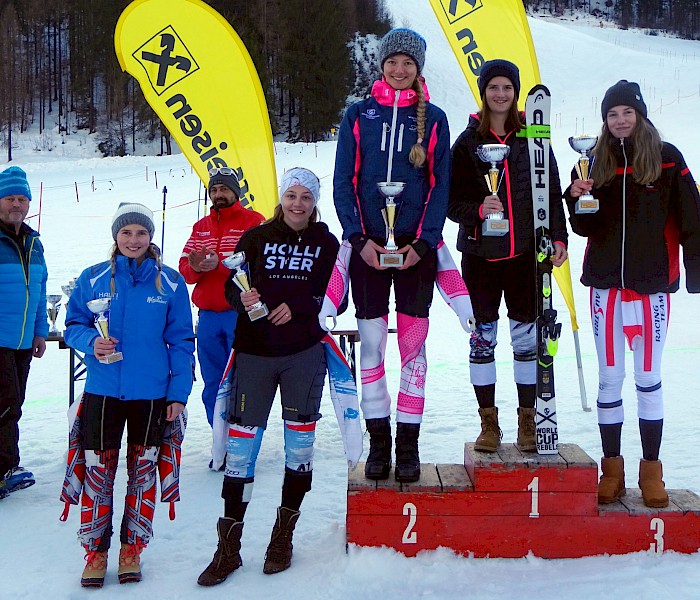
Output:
[179, 202, 265, 312]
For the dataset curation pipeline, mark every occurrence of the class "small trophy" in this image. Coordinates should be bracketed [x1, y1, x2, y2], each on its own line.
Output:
[222, 252, 270, 321]
[476, 144, 511, 236]
[377, 181, 406, 267]
[569, 135, 599, 214]
[86, 298, 123, 363]
[47, 294, 63, 336]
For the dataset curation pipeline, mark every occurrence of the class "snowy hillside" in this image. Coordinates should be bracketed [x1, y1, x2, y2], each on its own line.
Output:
[2, 3, 700, 599]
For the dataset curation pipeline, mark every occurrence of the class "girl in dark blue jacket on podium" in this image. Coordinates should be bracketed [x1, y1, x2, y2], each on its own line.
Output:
[333, 28, 450, 483]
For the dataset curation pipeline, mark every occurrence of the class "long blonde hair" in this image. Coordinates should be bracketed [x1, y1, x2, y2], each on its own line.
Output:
[110, 243, 164, 295]
[408, 77, 427, 168]
[592, 112, 663, 187]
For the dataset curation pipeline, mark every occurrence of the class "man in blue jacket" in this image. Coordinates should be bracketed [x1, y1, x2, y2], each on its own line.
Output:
[0, 166, 48, 499]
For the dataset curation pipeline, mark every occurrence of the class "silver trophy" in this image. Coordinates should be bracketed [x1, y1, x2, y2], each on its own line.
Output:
[377, 181, 406, 268]
[61, 277, 77, 298]
[222, 252, 270, 321]
[47, 294, 63, 336]
[86, 298, 123, 364]
[476, 144, 511, 236]
[569, 135, 599, 214]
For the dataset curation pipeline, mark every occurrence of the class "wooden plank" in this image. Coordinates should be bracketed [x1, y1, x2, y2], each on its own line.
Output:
[347, 463, 376, 491]
[436, 463, 473, 492]
[557, 443, 597, 468]
[618, 489, 690, 515]
[400, 464, 441, 493]
[668, 489, 700, 514]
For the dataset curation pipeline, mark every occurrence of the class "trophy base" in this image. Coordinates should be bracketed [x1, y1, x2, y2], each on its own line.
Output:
[482, 219, 509, 237]
[576, 197, 599, 214]
[49, 329, 63, 338]
[248, 303, 270, 321]
[380, 252, 403, 268]
[99, 352, 123, 364]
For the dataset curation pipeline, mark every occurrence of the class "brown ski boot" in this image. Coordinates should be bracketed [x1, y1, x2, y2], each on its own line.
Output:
[475, 407, 502, 452]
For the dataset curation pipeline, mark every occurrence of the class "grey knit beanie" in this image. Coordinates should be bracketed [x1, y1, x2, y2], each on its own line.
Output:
[601, 80, 647, 120]
[279, 167, 321, 205]
[111, 202, 155, 241]
[378, 28, 427, 74]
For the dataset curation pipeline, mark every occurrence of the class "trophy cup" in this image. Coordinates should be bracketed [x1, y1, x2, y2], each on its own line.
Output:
[47, 294, 63, 336]
[86, 298, 123, 363]
[476, 144, 511, 236]
[569, 135, 599, 214]
[376, 181, 406, 267]
[222, 252, 269, 321]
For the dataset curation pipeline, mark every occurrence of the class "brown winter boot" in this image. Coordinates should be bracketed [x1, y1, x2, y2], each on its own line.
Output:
[639, 459, 669, 508]
[598, 456, 626, 504]
[197, 517, 244, 586]
[117, 542, 144, 584]
[516, 407, 537, 452]
[263, 506, 300, 575]
[81, 550, 108, 588]
[475, 407, 502, 452]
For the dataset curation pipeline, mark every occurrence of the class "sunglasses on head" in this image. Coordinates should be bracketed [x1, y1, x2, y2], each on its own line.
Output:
[208, 167, 236, 177]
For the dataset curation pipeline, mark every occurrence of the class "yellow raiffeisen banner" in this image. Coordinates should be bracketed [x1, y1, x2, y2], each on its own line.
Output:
[115, 0, 277, 217]
[429, 0, 540, 109]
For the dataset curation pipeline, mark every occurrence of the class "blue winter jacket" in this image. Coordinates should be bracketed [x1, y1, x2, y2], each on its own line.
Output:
[64, 255, 195, 403]
[0, 223, 48, 350]
[333, 78, 450, 249]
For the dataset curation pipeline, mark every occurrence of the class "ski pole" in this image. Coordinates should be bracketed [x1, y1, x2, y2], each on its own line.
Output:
[161, 186, 168, 253]
[573, 329, 590, 412]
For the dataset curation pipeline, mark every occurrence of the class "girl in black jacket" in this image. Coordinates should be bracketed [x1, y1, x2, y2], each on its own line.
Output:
[566, 80, 700, 508]
[448, 60, 568, 453]
[198, 168, 339, 586]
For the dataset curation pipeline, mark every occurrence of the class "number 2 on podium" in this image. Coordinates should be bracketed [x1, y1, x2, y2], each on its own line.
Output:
[402, 502, 417, 544]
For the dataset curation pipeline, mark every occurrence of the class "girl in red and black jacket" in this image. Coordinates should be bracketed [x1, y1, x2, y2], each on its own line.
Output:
[198, 168, 338, 587]
[566, 80, 700, 509]
[448, 60, 568, 454]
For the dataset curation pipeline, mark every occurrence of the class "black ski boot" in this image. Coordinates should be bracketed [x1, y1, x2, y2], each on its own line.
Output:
[364, 417, 392, 480]
[197, 517, 244, 586]
[263, 507, 301, 574]
[394, 422, 420, 483]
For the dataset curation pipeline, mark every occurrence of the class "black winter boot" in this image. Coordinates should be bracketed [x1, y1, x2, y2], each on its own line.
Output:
[364, 417, 392, 480]
[263, 506, 301, 575]
[197, 517, 244, 586]
[394, 422, 420, 483]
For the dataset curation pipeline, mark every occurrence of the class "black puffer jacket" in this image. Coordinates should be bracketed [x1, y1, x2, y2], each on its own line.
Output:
[225, 219, 339, 356]
[564, 140, 700, 294]
[448, 114, 567, 258]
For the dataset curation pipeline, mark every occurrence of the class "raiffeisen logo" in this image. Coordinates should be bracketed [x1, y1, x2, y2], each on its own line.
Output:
[438, 0, 483, 25]
[133, 26, 199, 95]
[132, 26, 256, 209]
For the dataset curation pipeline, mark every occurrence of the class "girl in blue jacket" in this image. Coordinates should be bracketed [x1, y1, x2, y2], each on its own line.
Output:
[333, 28, 450, 483]
[65, 202, 194, 588]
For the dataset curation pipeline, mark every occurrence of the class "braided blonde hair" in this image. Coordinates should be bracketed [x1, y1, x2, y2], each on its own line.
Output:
[109, 242, 164, 295]
[408, 78, 427, 168]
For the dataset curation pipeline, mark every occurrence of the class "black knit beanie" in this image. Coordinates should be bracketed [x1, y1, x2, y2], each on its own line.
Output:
[477, 59, 521, 100]
[208, 171, 241, 199]
[601, 80, 647, 120]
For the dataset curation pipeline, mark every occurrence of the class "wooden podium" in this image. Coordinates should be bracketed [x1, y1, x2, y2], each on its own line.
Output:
[346, 443, 700, 557]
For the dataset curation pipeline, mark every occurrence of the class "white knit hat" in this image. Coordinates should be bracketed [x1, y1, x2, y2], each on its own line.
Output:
[111, 202, 155, 240]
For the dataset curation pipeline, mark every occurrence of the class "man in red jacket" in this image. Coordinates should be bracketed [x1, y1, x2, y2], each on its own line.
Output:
[179, 169, 264, 442]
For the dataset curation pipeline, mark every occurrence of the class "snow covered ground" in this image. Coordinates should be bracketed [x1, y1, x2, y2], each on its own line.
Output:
[2, 4, 700, 598]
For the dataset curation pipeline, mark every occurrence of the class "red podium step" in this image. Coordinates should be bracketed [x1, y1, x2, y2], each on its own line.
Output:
[346, 443, 700, 557]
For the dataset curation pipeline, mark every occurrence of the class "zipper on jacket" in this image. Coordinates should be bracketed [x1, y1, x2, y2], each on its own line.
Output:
[8, 234, 33, 349]
[385, 90, 401, 182]
[620, 138, 628, 290]
[397, 123, 405, 152]
[381, 123, 389, 152]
